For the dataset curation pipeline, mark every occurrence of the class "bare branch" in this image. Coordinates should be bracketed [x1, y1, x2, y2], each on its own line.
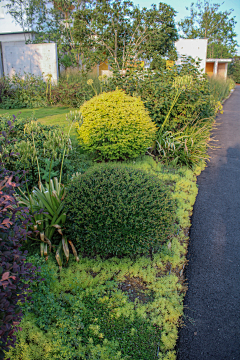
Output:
[134, 27, 147, 49]
[122, 38, 126, 70]
[115, 29, 117, 64]
[129, 24, 140, 48]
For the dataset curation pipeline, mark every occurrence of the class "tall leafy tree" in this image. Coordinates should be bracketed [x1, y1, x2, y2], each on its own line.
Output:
[228, 56, 240, 83]
[73, 0, 178, 70]
[178, 0, 238, 58]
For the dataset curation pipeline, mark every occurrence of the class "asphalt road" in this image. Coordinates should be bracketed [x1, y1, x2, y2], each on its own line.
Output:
[177, 85, 240, 360]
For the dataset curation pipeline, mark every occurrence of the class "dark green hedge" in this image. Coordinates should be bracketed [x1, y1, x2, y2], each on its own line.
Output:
[65, 163, 176, 257]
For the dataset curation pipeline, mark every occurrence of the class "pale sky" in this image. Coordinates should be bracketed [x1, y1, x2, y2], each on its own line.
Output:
[132, 0, 240, 55]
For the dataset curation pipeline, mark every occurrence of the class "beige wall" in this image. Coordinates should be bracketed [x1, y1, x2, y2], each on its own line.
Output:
[217, 63, 227, 78]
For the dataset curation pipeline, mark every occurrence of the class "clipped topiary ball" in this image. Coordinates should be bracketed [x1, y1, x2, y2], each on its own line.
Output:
[76, 88, 157, 161]
[65, 163, 176, 257]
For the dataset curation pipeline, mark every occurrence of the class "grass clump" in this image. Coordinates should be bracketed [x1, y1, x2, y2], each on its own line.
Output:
[76, 88, 157, 161]
[65, 163, 176, 257]
[208, 75, 235, 103]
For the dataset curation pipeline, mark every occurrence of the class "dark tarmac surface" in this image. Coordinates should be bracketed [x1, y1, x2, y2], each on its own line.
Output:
[177, 85, 240, 360]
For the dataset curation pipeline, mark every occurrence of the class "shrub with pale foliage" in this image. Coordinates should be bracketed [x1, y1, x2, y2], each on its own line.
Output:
[76, 88, 157, 161]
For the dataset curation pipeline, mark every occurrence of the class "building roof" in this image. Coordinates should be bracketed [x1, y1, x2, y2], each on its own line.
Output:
[206, 59, 232, 63]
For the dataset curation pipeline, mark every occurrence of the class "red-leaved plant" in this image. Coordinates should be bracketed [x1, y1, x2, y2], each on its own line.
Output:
[0, 118, 40, 360]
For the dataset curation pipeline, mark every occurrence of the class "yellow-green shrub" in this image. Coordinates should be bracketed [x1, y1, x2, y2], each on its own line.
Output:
[76, 89, 157, 160]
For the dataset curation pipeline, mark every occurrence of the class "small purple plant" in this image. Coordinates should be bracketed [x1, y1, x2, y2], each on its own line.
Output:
[0, 119, 40, 359]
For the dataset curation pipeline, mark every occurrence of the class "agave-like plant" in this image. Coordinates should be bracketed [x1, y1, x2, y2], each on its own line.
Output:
[19, 177, 79, 268]
[17, 111, 83, 268]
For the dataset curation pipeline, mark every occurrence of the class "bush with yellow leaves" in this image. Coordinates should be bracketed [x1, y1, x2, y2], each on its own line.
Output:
[76, 88, 157, 161]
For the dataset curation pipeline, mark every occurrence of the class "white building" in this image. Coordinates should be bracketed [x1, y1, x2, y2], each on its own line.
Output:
[0, 1, 58, 82]
[0, 1, 33, 43]
[175, 38, 208, 72]
[175, 39, 232, 78]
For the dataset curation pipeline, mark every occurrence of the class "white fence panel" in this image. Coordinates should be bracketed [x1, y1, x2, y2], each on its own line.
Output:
[1, 42, 58, 83]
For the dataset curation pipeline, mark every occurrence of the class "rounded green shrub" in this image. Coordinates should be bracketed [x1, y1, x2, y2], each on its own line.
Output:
[65, 163, 176, 257]
[76, 88, 157, 161]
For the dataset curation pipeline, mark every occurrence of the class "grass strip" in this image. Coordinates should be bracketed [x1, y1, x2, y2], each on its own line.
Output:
[0, 106, 78, 138]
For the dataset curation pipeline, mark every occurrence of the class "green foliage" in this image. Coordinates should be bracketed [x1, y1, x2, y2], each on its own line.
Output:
[104, 57, 214, 130]
[65, 163, 176, 257]
[73, 0, 178, 71]
[51, 72, 100, 108]
[0, 115, 57, 189]
[6, 158, 201, 360]
[153, 118, 214, 167]
[18, 177, 80, 268]
[0, 73, 47, 109]
[178, 0, 238, 58]
[16, 114, 82, 267]
[228, 58, 240, 83]
[6, 0, 177, 71]
[0, 114, 85, 189]
[7, 252, 183, 360]
[0, 71, 103, 110]
[77, 89, 157, 161]
[208, 76, 235, 103]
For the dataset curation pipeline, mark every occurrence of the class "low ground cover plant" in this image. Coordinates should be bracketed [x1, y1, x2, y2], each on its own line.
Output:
[6, 254, 174, 360]
[65, 162, 176, 257]
[77, 88, 157, 161]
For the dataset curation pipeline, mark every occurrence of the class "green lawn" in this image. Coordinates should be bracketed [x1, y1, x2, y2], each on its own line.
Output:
[0, 106, 72, 118]
[38, 113, 78, 138]
[0, 106, 78, 138]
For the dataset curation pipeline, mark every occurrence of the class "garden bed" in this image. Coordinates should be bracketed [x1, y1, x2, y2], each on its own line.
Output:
[6, 158, 201, 360]
[0, 68, 235, 360]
